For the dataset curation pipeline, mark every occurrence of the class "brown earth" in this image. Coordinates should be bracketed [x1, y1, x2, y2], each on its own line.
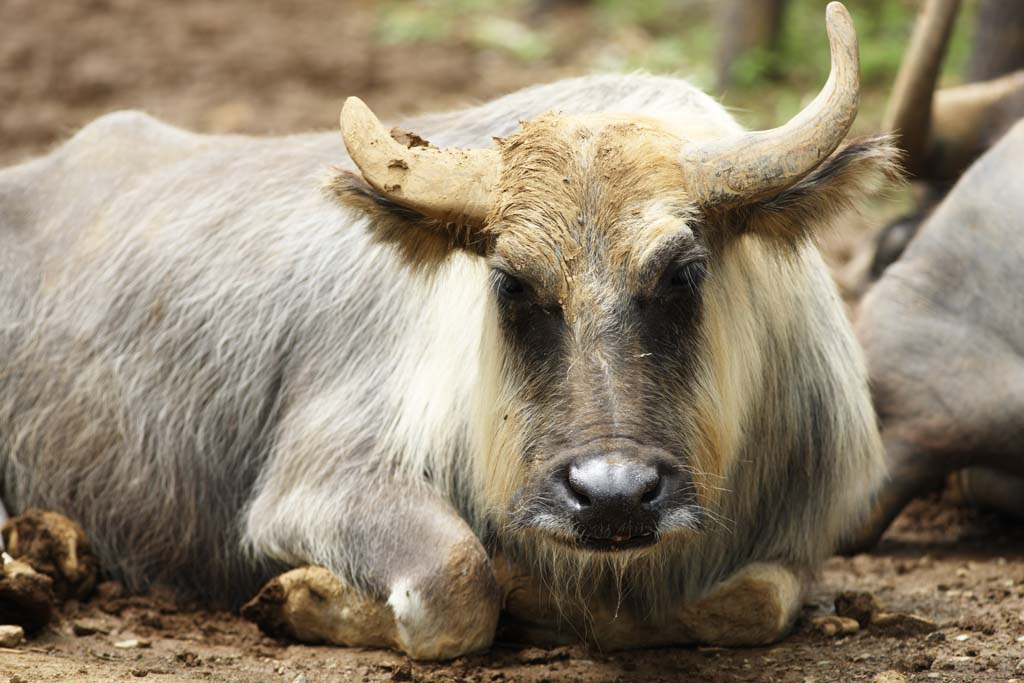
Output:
[2, 1, 1022, 682]
[3, 496, 1023, 683]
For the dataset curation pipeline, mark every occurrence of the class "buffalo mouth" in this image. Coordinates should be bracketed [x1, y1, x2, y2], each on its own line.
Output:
[570, 531, 658, 552]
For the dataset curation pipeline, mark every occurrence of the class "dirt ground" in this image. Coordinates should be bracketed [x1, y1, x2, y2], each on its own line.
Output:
[2, 0, 1022, 681]
[3, 496, 1023, 683]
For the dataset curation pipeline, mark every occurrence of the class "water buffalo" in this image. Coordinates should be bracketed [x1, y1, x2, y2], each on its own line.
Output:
[845, 118, 1024, 550]
[0, 3, 898, 658]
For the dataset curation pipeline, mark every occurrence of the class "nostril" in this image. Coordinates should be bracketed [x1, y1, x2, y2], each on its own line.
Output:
[565, 472, 592, 507]
[640, 476, 663, 505]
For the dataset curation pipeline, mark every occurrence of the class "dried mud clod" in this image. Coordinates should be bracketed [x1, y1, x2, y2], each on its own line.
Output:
[0, 555, 55, 634]
[2, 508, 99, 601]
[388, 127, 431, 149]
[834, 590, 881, 627]
[833, 590, 936, 637]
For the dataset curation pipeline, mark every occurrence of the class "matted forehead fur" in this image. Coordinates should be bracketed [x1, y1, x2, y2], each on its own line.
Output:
[487, 112, 703, 304]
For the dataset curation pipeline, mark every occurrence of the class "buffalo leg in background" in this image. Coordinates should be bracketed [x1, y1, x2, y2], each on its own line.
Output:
[844, 121, 1024, 553]
[956, 468, 1024, 518]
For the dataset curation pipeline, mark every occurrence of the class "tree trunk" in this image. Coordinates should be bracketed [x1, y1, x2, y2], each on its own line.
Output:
[715, 0, 786, 89]
[968, 0, 1024, 82]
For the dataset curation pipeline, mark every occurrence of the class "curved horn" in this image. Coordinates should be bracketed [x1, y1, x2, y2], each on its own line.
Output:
[340, 97, 500, 224]
[926, 69, 1024, 180]
[882, 0, 961, 178]
[681, 2, 861, 207]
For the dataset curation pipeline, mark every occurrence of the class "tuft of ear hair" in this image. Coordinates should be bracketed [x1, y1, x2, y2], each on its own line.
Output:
[727, 135, 906, 246]
[325, 169, 492, 270]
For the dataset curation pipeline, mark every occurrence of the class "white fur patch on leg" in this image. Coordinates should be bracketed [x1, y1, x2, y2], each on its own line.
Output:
[386, 574, 496, 660]
[387, 578, 435, 653]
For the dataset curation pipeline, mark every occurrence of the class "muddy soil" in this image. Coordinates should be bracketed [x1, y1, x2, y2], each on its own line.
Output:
[2, 1, 1022, 681]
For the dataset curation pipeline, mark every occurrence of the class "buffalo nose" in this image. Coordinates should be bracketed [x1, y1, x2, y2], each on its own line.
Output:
[566, 458, 663, 512]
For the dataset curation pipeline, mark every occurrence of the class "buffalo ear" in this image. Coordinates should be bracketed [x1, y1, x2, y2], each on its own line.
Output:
[730, 135, 905, 245]
[326, 170, 492, 269]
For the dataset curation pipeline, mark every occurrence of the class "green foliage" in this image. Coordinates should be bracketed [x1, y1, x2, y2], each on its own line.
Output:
[373, 0, 981, 126]
[593, 0, 691, 32]
[469, 16, 551, 62]
[377, 0, 551, 63]
[376, 4, 453, 45]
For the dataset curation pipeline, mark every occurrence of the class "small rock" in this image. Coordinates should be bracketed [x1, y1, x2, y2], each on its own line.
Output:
[870, 612, 938, 637]
[925, 631, 946, 643]
[516, 647, 570, 665]
[72, 618, 110, 636]
[903, 652, 936, 672]
[138, 612, 163, 629]
[957, 615, 997, 635]
[114, 638, 151, 649]
[812, 615, 860, 637]
[0, 624, 24, 647]
[129, 668, 149, 678]
[292, 674, 308, 683]
[391, 661, 413, 682]
[873, 672, 907, 683]
[175, 651, 201, 667]
[95, 580, 125, 601]
[835, 591, 881, 627]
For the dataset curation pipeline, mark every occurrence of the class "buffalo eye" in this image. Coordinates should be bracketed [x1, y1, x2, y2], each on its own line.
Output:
[492, 269, 526, 301]
[667, 259, 707, 293]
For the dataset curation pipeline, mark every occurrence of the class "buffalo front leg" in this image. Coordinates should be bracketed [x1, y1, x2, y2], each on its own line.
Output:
[493, 558, 802, 649]
[242, 475, 500, 660]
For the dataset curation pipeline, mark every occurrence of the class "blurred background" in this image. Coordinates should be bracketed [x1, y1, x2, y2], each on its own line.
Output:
[1, 0, 1020, 289]
[1, 0, 1011, 163]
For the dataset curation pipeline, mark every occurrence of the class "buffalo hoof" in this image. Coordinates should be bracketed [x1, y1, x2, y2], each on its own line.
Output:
[677, 562, 802, 646]
[0, 554, 55, 634]
[1, 509, 98, 602]
[496, 556, 802, 650]
[244, 543, 499, 660]
[242, 566, 397, 648]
